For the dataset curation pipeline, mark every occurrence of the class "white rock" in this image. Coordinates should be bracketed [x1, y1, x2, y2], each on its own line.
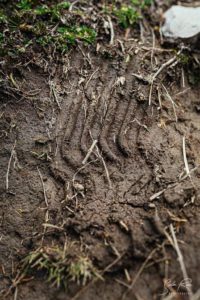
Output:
[162, 5, 200, 41]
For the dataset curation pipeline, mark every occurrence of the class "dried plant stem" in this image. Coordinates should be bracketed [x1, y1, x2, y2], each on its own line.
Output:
[182, 136, 190, 177]
[108, 16, 114, 45]
[6, 141, 16, 191]
[169, 224, 193, 299]
[82, 139, 98, 165]
[37, 167, 49, 207]
[149, 50, 181, 105]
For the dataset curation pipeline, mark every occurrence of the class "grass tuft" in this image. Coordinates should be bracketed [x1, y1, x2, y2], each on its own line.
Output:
[21, 245, 102, 288]
[104, 0, 153, 29]
[114, 5, 140, 28]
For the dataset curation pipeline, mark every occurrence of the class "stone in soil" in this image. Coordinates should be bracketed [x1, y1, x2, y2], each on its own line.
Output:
[162, 5, 200, 43]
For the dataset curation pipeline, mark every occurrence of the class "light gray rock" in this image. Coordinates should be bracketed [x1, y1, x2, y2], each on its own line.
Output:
[162, 5, 200, 43]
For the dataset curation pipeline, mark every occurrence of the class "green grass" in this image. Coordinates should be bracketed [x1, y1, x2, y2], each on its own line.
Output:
[104, 0, 154, 29]
[57, 25, 97, 44]
[114, 5, 140, 28]
[17, 0, 71, 14]
[131, 0, 154, 9]
[21, 245, 102, 288]
[0, 0, 96, 57]
[0, 0, 154, 58]
[0, 9, 7, 24]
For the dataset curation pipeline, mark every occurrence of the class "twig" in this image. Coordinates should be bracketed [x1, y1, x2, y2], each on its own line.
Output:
[139, 21, 145, 43]
[69, 0, 79, 11]
[72, 158, 99, 184]
[132, 73, 150, 84]
[122, 246, 160, 300]
[157, 86, 162, 109]
[150, 164, 199, 201]
[104, 253, 125, 273]
[37, 166, 49, 246]
[3, 272, 26, 299]
[37, 167, 49, 207]
[70, 253, 125, 300]
[115, 279, 130, 288]
[6, 141, 16, 191]
[169, 224, 193, 299]
[141, 46, 174, 53]
[78, 45, 92, 66]
[162, 84, 178, 122]
[85, 68, 99, 89]
[100, 156, 112, 189]
[14, 287, 18, 300]
[174, 87, 190, 98]
[148, 50, 181, 105]
[42, 223, 63, 230]
[182, 68, 185, 88]
[107, 16, 114, 45]
[131, 118, 149, 132]
[153, 51, 181, 80]
[150, 28, 156, 69]
[182, 136, 190, 177]
[82, 139, 98, 165]
[95, 146, 112, 189]
[117, 39, 125, 54]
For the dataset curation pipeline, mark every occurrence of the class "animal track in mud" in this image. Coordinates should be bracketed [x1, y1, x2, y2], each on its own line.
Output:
[51, 62, 138, 179]
[50, 58, 153, 205]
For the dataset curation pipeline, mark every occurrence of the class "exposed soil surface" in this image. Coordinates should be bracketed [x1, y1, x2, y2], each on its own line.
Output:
[0, 1, 200, 300]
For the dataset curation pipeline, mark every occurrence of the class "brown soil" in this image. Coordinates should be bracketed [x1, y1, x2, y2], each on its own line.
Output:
[0, 11, 200, 300]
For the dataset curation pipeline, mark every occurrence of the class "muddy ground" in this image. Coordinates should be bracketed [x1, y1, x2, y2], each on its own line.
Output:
[0, 1, 200, 300]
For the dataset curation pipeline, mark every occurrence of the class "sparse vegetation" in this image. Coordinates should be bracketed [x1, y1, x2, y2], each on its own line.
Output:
[21, 245, 102, 288]
[114, 5, 140, 28]
[0, 0, 96, 57]
[104, 0, 153, 29]
[0, 0, 154, 58]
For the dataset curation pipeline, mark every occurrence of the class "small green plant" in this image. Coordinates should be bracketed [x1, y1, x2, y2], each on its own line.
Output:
[34, 5, 50, 16]
[47, 1, 71, 20]
[58, 26, 96, 43]
[0, 9, 7, 24]
[114, 5, 140, 28]
[56, 1, 71, 10]
[131, 0, 153, 9]
[17, 0, 33, 10]
[104, 0, 153, 29]
[18, 1, 71, 19]
[178, 52, 191, 66]
[56, 25, 96, 48]
[75, 26, 97, 44]
[22, 245, 102, 288]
